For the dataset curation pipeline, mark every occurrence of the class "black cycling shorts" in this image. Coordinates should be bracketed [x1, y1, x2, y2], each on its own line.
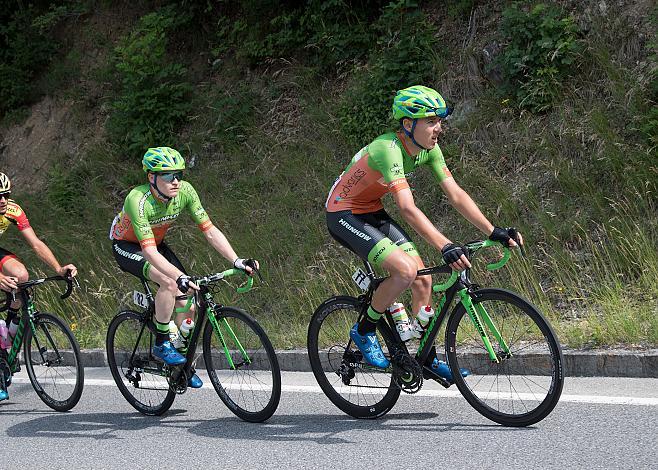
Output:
[112, 240, 187, 281]
[326, 209, 419, 267]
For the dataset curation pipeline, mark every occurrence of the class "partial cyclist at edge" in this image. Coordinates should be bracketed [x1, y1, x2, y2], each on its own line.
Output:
[325, 85, 523, 383]
[0, 172, 78, 402]
[109, 147, 259, 389]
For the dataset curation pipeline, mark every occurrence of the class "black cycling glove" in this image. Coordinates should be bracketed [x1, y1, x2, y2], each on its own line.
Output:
[441, 243, 466, 265]
[176, 275, 192, 293]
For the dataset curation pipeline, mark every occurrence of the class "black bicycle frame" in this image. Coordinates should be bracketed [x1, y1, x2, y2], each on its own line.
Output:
[357, 260, 465, 368]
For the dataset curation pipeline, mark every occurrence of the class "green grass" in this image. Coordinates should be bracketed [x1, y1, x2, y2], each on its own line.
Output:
[2, 1, 657, 351]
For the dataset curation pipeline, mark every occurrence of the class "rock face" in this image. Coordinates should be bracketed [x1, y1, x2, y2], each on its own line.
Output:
[0, 97, 92, 193]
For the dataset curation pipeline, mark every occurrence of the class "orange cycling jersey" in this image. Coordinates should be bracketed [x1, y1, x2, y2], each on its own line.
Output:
[0, 200, 31, 238]
[326, 131, 452, 214]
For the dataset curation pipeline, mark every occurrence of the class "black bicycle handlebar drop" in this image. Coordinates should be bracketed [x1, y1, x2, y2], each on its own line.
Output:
[0, 274, 75, 312]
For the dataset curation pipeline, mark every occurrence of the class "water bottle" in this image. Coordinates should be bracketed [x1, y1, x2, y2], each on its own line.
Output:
[0, 320, 10, 350]
[169, 321, 183, 349]
[176, 318, 194, 351]
[412, 305, 435, 338]
[389, 303, 413, 341]
[179, 318, 194, 341]
[7, 318, 18, 338]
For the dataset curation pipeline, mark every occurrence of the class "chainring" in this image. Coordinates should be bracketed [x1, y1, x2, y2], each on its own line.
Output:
[391, 349, 423, 394]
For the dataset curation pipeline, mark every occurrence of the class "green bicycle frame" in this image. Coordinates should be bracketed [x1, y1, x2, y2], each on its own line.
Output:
[174, 268, 254, 370]
[424, 240, 513, 364]
[6, 298, 37, 372]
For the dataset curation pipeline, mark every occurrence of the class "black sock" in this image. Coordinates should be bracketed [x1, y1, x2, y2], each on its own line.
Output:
[154, 320, 170, 346]
[357, 305, 384, 335]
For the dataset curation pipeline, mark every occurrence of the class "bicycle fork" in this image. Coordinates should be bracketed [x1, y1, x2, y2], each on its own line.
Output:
[458, 289, 511, 363]
[207, 308, 252, 370]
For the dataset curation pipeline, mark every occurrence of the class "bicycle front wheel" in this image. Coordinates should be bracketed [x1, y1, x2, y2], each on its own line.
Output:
[24, 312, 84, 411]
[203, 306, 281, 422]
[446, 288, 564, 426]
[307, 296, 400, 419]
[106, 310, 175, 416]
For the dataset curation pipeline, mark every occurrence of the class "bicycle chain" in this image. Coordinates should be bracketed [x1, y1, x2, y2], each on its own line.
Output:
[391, 349, 423, 394]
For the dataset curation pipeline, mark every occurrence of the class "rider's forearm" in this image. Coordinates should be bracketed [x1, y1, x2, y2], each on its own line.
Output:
[399, 206, 451, 251]
[142, 248, 185, 281]
[31, 240, 62, 273]
[447, 188, 494, 235]
[203, 226, 239, 264]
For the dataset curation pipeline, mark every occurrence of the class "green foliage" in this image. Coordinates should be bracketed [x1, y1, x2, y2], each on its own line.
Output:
[640, 8, 658, 146]
[0, 6, 57, 115]
[213, 0, 385, 71]
[47, 158, 92, 217]
[337, 1, 439, 145]
[107, 5, 193, 155]
[496, 2, 581, 112]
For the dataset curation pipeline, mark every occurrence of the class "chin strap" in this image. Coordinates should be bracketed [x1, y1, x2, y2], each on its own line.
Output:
[402, 119, 432, 151]
[150, 174, 172, 201]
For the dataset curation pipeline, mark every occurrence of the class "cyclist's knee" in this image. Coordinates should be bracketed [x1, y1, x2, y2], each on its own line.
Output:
[158, 277, 178, 295]
[13, 267, 29, 283]
[390, 259, 417, 286]
[413, 274, 432, 292]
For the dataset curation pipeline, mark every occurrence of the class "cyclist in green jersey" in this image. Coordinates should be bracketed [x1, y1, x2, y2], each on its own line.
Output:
[0, 172, 78, 401]
[110, 147, 259, 388]
[326, 85, 523, 380]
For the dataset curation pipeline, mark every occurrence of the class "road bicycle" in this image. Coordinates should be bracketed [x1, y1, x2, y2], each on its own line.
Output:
[0, 274, 84, 411]
[106, 268, 281, 422]
[307, 240, 564, 426]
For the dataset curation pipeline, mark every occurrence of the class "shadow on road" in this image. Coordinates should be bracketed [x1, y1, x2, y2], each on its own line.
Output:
[5, 409, 529, 443]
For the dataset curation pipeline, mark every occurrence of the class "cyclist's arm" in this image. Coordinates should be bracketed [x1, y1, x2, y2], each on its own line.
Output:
[439, 178, 518, 247]
[202, 225, 239, 264]
[20, 227, 78, 276]
[392, 188, 452, 251]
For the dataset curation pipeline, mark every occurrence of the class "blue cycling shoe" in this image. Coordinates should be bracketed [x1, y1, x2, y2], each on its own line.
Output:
[188, 373, 203, 389]
[0, 389, 8, 401]
[349, 323, 390, 369]
[426, 358, 470, 384]
[152, 341, 187, 366]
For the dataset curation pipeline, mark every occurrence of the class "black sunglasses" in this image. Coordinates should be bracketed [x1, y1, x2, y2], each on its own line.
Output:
[159, 172, 183, 183]
[0, 192, 11, 200]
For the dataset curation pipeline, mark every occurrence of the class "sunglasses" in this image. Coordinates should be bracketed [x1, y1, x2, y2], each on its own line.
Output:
[159, 172, 183, 183]
[0, 192, 10, 200]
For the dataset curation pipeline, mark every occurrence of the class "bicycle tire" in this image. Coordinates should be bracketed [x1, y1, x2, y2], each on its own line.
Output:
[106, 310, 175, 416]
[23, 312, 84, 411]
[203, 306, 281, 422]
[446, 288, 564, 426]
[307, 296, 401, 419]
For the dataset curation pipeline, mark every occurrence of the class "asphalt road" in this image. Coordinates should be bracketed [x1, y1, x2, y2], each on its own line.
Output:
[1, 368, 656, 470]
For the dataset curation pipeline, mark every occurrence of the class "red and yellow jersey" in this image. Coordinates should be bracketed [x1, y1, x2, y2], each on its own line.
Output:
[0, 200, 31, 238]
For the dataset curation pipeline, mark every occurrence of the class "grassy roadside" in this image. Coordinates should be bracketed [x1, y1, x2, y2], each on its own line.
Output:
[1, 1, 656, 350]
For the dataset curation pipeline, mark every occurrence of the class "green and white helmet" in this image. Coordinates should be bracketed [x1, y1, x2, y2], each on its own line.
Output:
[142, 147, 185, 173]
[392, 85, 451, 120]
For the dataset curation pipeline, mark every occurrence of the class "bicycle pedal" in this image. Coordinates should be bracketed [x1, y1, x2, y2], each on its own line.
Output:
[422, 365, 452, 388]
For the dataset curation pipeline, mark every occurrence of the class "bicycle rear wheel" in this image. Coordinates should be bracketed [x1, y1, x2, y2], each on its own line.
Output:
[446, 288, 564, 426]
[24, 312, 84, 411]
[307, 296, 400, 419]
[203, 306, 281, 422]
[106, 310, 175, 415]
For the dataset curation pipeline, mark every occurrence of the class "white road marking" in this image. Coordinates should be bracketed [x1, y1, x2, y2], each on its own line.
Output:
[12, 378, 658, 406]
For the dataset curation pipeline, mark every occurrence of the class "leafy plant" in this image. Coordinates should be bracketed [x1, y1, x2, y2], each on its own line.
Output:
[496, 2, 582, 112]
[337, 1, 440, 145]
[107, 5, 193, 155]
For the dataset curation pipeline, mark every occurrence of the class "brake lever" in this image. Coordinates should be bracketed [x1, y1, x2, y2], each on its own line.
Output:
[244, 259, 264, 283]
[508, 228, 526, 257]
